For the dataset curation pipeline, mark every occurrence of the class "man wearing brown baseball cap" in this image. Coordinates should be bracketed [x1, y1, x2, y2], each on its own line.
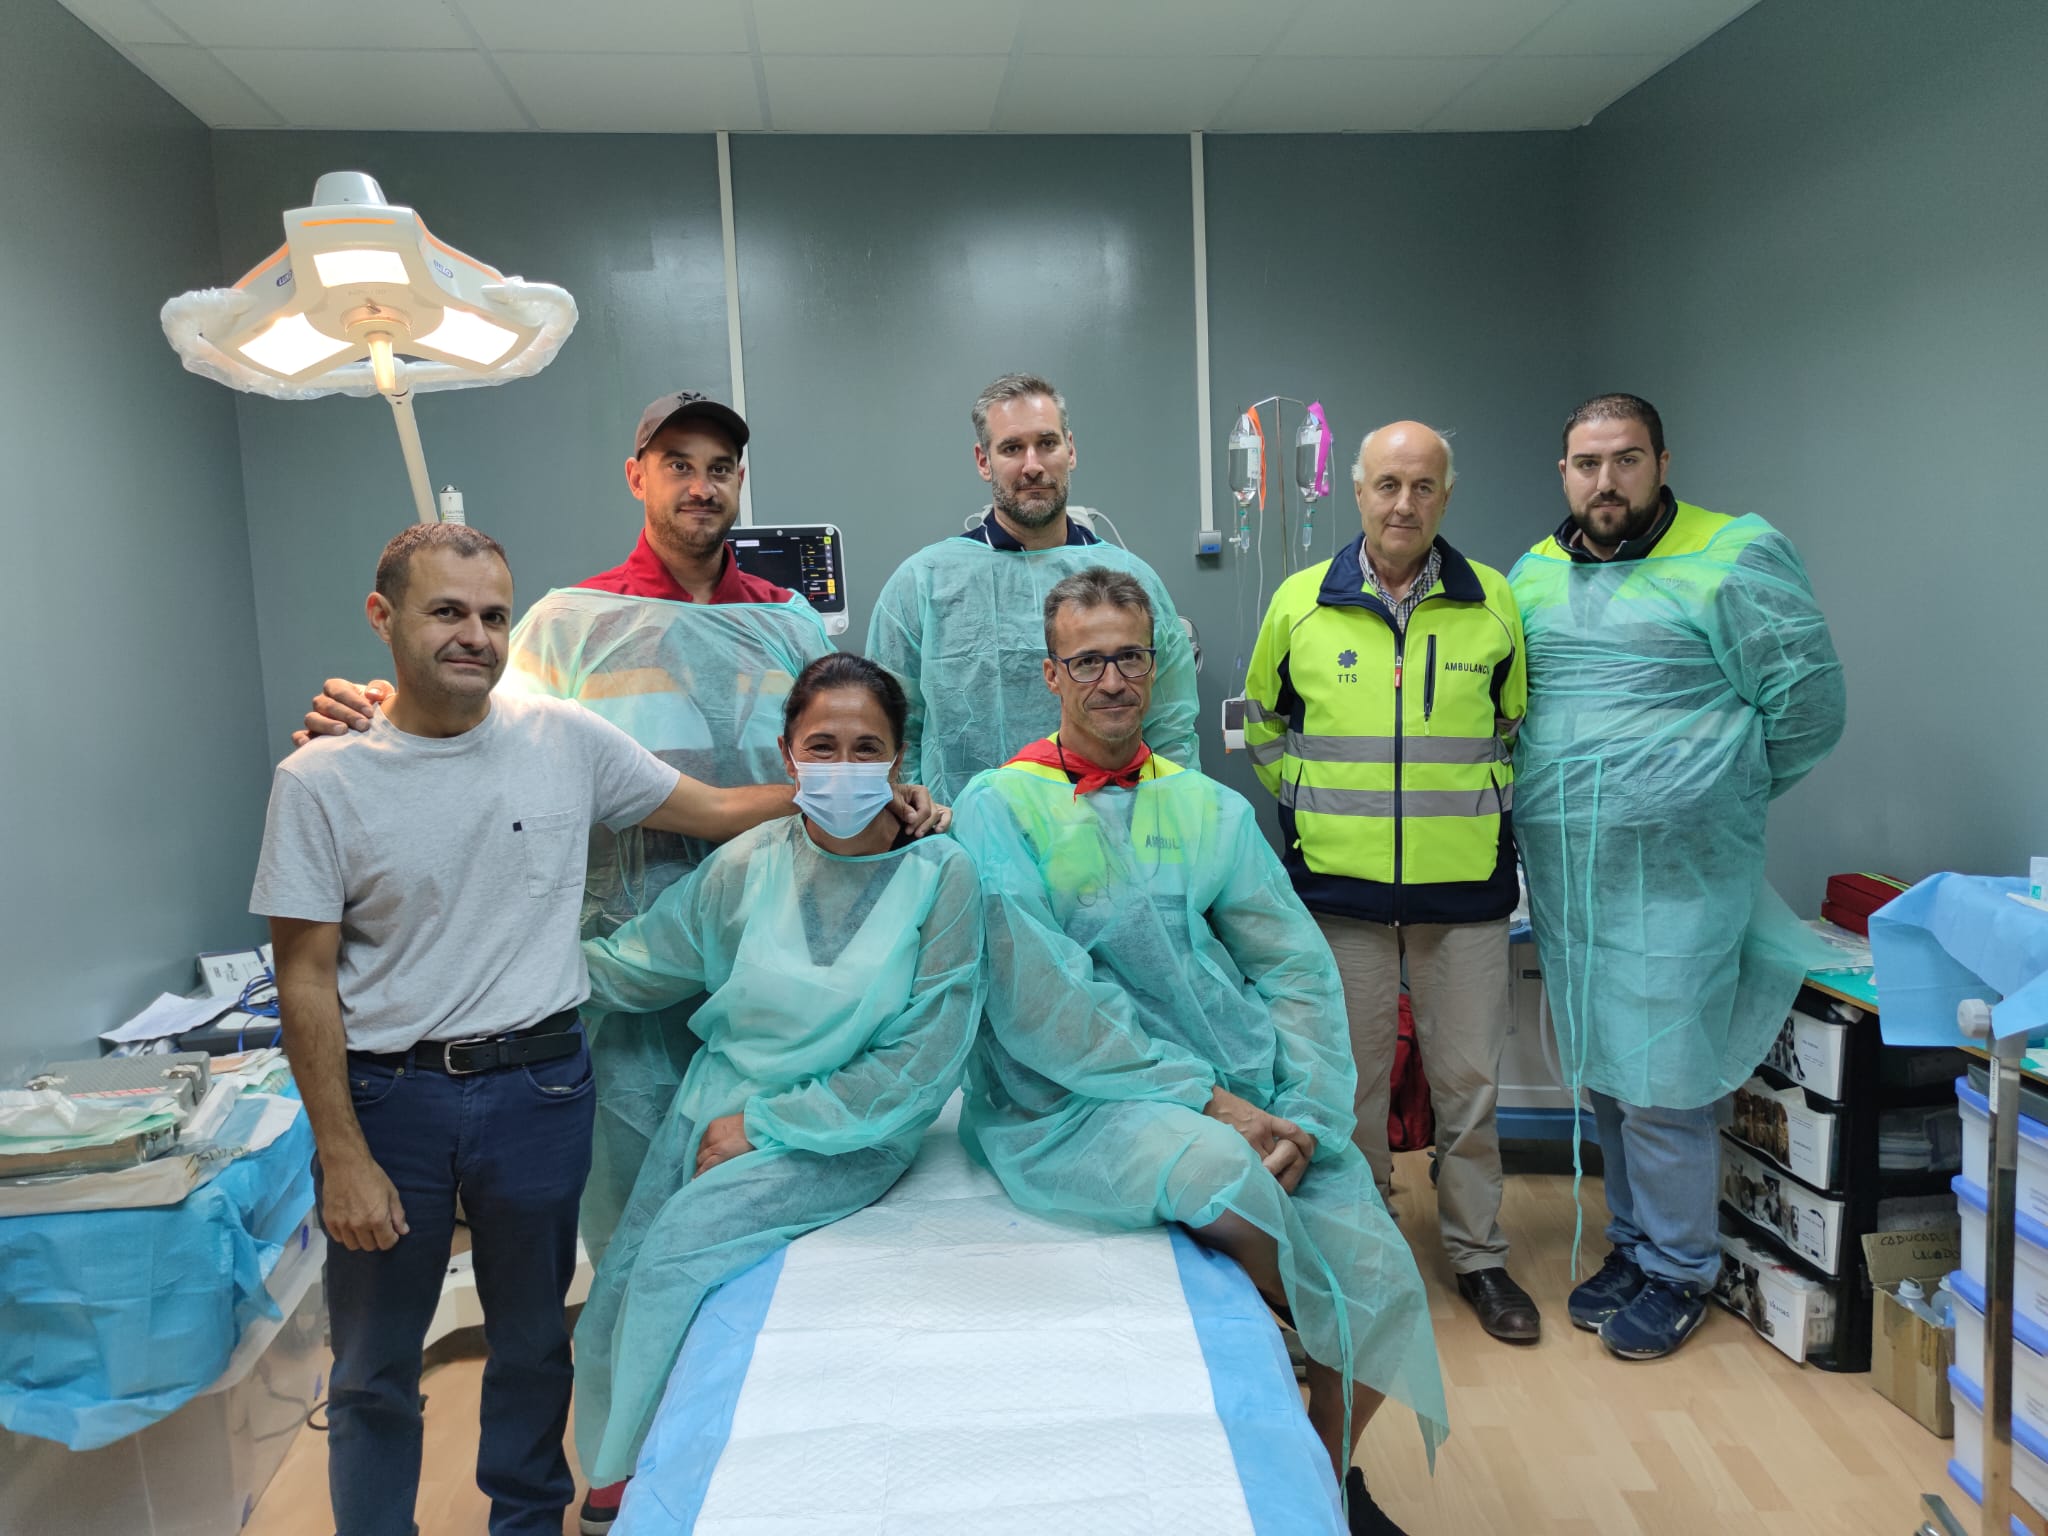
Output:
[296, 391, 835, 1533]
[577, 390, 784, 605]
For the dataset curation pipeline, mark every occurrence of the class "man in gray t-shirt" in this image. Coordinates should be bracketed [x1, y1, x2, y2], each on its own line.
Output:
[251, 524, 804, 1536]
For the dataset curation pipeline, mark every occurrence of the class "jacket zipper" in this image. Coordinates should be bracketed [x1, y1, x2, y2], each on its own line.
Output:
[1391, 626, 1404, 924]
[1423, 632, 1438, 724]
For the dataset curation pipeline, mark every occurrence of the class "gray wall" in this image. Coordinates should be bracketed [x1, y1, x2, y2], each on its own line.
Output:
[1200, 131, 1578, 810]
[732, 132, 1211, 748]
[1, 0, 270, 1069]
[211, 132, 732, 749]
[1574, 0, 2048, 905]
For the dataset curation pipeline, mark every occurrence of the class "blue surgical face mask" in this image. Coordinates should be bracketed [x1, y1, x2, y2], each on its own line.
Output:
[793, 761, 897, 840]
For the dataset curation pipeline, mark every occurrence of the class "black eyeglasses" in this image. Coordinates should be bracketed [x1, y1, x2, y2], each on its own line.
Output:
[1048, 646, 1157, 683]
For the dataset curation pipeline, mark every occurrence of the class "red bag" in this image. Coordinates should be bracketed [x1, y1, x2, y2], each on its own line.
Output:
[1822, 871, 1909, 936]
[1388, 993, 1435, 1153]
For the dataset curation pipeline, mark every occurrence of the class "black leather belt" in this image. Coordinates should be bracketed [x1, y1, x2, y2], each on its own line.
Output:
[353, 1010, 582, 1077]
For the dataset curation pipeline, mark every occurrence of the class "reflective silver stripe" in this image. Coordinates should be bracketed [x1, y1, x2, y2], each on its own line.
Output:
[1285, 731, 1395, 764]
[1407, 736, 1511, 766]
[1282, 732, 1504, 767]
[1242, 699, 1283, 724]
[1281, 783, 1393, 816]
[1282, 784, 1510, 818]
[1246, 734, 1287, 766]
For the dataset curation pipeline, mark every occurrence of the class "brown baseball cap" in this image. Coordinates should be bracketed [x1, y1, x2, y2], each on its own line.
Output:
[633, 391, 750, 456]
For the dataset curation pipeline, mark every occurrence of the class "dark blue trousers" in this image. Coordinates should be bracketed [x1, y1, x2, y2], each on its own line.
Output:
[318, 1035, 594, 1536]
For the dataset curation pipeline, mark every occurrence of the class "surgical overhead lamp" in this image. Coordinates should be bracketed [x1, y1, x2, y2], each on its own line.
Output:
[161, 171, 577, 524]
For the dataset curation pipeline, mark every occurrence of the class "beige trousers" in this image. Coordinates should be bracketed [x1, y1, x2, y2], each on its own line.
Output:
[1314, 913, 1512, 1272]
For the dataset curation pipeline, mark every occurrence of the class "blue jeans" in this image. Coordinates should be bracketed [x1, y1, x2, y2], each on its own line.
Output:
[1589, 1091, 1724, 1290]
[319, 1034, 595, 1536]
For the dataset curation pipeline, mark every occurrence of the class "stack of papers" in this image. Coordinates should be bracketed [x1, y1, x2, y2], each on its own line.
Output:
[1878, 1104, 1964, 1172]
[98, 991, 234, 1046]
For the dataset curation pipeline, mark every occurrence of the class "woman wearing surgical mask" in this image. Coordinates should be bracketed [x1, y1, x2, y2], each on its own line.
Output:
[567, 654, 985, 1490]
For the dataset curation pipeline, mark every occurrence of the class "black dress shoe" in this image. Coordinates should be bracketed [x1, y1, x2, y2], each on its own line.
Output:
[1345, 1466, 1411, 1536]
[1455, 1265, 1542, 1343]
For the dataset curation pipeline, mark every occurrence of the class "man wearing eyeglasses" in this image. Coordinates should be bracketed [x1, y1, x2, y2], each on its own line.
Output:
[952, 566, 1442, 1536]
[1243, 421, 1539, 1347]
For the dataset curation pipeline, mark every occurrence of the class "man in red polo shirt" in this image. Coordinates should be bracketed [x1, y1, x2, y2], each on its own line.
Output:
[576, 391, 793, 606]
[299, 391, 837, 1533]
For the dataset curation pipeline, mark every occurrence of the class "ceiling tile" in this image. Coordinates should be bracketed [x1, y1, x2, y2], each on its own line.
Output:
[495, 52, 762, 131]
[124, 42, 284, 124]
[452, 0, 750, 55]
[992, 54, 1255, 131]
[211, 48, 529, 131]
[753, 0, 1021, 56]
[1211, 55, 1492, 131]
[1425, 52, 1665, 130]
[1276, 0, 1567, 58]
[151, 0, 472, 50]
[1015, 0, 1283, 56]
[57, 0, 187, 46]
[762, 55, 1009, 132]
[1515, 0, 1759, 56]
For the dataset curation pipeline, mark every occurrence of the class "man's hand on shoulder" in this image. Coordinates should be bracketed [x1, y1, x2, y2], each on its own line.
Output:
[891, 783, 951, 837]
[294, 678, 394, 748]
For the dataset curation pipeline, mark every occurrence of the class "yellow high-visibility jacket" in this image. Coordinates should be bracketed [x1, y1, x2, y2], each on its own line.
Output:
[1243, 534, 1525, 925]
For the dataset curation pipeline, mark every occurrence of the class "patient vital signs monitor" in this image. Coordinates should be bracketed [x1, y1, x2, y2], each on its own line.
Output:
[730, 524, 848, 635]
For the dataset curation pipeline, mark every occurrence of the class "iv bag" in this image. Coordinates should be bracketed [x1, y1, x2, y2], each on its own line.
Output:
[1227, 413, 1261, 507]
[1296, 402, 1332, 504]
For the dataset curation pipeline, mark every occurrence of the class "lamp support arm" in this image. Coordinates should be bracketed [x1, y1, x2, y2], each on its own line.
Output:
[385, 389, 437, 524]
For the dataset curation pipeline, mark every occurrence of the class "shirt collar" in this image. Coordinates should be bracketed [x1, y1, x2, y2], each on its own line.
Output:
[961, 506, 1099, 551]
[1554, 487, 1679, 563]
[605, 531, 766, 603]
[1360, 543, 1442, 605]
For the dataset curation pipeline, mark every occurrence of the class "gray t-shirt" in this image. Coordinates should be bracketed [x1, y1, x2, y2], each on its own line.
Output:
[250, 692, 681, 1052]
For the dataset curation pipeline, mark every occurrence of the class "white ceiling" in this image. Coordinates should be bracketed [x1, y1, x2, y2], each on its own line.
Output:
[61, 0, 1761, 134]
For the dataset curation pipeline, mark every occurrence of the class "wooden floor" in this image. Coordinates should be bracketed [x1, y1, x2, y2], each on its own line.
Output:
[246, 1147, 1953, 1536]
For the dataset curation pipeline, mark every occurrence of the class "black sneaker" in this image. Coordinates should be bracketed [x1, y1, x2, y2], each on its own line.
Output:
[1599, 1275, 1710, 1360]
[580, 1480, 627, 1535]
[1345, 1466, 1411, 1536]
[1567, 1247, 1647, 1332]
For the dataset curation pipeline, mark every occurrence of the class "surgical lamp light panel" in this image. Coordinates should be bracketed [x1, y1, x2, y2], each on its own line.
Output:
[236, 311, 351, 378]
[415, 306, 519, 366]
[310, 248, 409, 288]
[217, 171, 541, 387]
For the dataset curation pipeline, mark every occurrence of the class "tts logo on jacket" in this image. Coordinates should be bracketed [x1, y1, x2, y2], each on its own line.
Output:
[1336, 648, 1359, 683]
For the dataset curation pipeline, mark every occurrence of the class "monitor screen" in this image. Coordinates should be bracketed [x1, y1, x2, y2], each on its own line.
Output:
[730, 524, 847, 631]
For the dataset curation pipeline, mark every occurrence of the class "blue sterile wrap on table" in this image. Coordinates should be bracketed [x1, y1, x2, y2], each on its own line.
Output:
[0, 1099, 315, 1450]
[1869, 874, 2048, 1046]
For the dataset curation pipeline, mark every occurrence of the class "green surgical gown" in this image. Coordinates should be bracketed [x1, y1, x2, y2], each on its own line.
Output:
[950, 755, 1448, 1455]
[503, 588, 833, 1261]
[865, 536, 1201, 803]
[1509, 508, 1847, 1110]
[570, 817, 985, 1484]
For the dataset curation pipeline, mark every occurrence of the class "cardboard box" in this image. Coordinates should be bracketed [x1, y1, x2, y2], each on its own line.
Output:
[1867, 1227, 1962, 1437]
